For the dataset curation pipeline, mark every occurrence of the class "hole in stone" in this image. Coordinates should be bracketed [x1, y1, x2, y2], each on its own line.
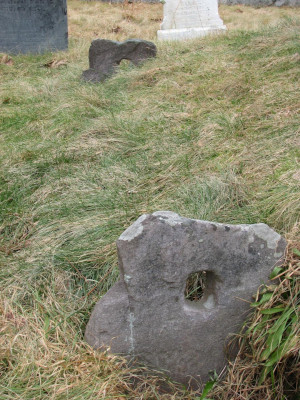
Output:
[185, 271, 207, 301]
[118, 59, 132, 71]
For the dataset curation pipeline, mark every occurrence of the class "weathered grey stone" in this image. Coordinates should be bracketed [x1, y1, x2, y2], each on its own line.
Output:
[85, 211, 286, 388]
[0, 0, 68, 54]
[82, 39, 157, 83]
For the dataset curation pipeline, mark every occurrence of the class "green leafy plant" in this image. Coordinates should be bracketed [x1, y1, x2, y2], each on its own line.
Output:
[249, 273, 298, 385]
[210, 245, 300, 400]
[196, 372, 218, 400]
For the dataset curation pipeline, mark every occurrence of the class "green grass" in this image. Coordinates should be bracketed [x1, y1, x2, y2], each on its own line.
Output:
[0, 3, 299, 399]
[210, 246, 299, 400]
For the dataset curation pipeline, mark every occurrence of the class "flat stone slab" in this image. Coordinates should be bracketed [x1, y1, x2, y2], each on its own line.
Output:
[0, 0, 68, 54]
[85, 211, 286, 388]
[82, 39, 157, 83]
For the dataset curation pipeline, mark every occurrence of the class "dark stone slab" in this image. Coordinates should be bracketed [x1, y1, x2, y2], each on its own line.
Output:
[85, 211, 286, 388]
[0, 0, 68, 54]
[82, 39, 157, 83]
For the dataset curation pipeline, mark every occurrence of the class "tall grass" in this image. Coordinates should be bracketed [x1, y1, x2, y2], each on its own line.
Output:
[0, 2, 299, 399]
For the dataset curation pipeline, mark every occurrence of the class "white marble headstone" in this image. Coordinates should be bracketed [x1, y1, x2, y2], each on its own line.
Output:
[157, 0, 226, 41]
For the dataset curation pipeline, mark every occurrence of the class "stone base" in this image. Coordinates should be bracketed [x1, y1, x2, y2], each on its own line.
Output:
[157, 26, 227, 41]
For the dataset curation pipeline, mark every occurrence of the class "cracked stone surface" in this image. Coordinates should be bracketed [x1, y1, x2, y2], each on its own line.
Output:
[82, 39, 157, 83]
[85, 211, 286, 388]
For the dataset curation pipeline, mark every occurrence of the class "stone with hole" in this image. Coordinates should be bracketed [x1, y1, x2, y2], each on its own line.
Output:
[85, 211, 286, 388]
[82, 39, 157, 83]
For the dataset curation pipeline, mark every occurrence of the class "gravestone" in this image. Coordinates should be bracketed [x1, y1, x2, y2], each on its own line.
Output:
[0, 0, 68, 54]
[85, 211, 286, 388]
[82, 39, 157, 83]
[157, 0, 226, 41]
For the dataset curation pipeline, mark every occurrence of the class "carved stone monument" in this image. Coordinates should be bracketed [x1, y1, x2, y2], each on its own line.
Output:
[85, 211, 286, 388]
[157, 0, 226, 41]
[82, 39, 157, 83]
[0, 0, 68, 54]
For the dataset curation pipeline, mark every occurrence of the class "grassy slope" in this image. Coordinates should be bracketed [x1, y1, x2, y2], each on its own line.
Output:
[0, 2, 299, 399]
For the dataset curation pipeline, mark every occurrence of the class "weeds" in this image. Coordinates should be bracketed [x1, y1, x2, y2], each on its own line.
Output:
[210, 244, 299, 400]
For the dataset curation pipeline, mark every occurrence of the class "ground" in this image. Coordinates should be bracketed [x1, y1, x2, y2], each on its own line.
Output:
[0, 2, 299, 399]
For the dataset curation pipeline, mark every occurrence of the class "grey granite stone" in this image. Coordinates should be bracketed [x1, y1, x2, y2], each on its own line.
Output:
[85, 211, 286, 388]
[82, 39, 157, 83]
[0, 0, 68, 54]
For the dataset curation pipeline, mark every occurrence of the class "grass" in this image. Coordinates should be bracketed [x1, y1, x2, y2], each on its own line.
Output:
[210, 244, 300, 400]
[0, 1, 300, 399]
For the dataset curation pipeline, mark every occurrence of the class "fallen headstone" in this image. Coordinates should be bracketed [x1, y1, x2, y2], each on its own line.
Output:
[82, 39, 157, 83]
[85, 211, 286, 388]
[157, 0, 226, 41]
[0, 0, 68, 54]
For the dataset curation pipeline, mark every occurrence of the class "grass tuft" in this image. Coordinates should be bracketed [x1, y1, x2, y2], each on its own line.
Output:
[210, 244, 300, 400]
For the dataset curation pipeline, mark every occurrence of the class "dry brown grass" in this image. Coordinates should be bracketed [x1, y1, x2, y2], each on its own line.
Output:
[68, 0, 300, 44]
[0, 293, 194, 399]
[68, 1, 162, 42]
[219, 4, 300, 31]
